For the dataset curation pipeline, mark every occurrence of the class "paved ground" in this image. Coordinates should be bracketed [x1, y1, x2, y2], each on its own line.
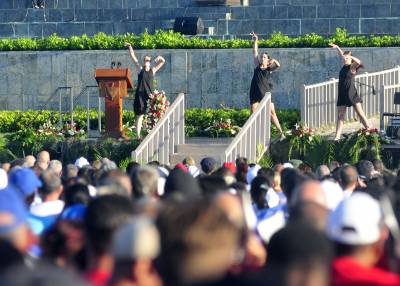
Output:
[315, 116, 380, 140]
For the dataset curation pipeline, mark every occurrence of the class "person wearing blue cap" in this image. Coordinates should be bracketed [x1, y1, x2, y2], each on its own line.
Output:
[0, 188, 33, 256]
[8, 168, 43, 206]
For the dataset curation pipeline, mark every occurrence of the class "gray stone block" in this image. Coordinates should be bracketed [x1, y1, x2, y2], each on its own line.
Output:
[360, 18, 375, 34]
[330, 18, 359, 34]
[291, 0, 318, 5]
[61, 9, 76, 22]
[124, 0, 137, 8]
[274, 19, 301, 35]
[375, 19, 396, 34]
[42, 23, 57, 36]
[302, 5, 316, 18]
[348, 4, 361, 18]
[57, 23, 85, 37]
[110, 0, 124, 9]
[0, 2, 13, 9]
[136, 0, 151, 8]
[273, 6, 288, 19]
[82, 0, 97, 9]
[392, 4, 400, 17]
[301, 19, 329, 34]
[288, 6, 302, 19]
[0, 24, 14, 37]
[85, 22, 113, 36]
[317, 5, 346, 19]
[29, 23, 43, 37]
[131, 8, 146, 21]
[0, 9, 26, 23]
[14, 23, 29, 37]
[361, 4, 391, 18]
[69, 0, 82, 9]
[97, 0, 109, 9]
[54, 0, 70, 9]
[26, 9, 46, 22]
[112, 22, 133, 34]
[47, 9, 63, 22]
[12, 0, 29, 9]
[76, 9, 100, 22]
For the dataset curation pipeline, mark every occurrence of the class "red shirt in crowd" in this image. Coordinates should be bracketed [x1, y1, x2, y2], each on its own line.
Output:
[332, 256, 400, 286]
[84, 269, 111, 286]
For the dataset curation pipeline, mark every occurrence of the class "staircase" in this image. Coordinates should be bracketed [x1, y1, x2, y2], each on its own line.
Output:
[132, 92, 272, 166]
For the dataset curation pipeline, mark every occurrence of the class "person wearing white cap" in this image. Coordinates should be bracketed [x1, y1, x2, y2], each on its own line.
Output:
[327, 193, 400, 286]
[74, 157, 90, 168]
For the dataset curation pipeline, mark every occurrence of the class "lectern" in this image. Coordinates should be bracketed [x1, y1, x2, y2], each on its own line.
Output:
[95, 68, 133, 138]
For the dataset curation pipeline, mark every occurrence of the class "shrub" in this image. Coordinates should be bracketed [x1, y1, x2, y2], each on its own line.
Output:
[1, 29, 400, 51]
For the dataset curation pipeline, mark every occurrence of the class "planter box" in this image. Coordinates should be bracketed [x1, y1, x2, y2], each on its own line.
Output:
[195, 0, 241, 6]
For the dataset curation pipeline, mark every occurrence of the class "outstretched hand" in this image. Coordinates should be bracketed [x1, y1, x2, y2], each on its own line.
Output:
[250, 32, 258, 41]
[124, 43, 132, 48]
[329, 43, 338, 49]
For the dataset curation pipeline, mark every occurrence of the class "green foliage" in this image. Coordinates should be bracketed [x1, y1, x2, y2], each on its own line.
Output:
[2, 29, 400, 51]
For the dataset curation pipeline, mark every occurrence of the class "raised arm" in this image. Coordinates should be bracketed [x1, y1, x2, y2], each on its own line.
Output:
[251, 32, 260, 66]
[152, 56, 166, 74]
[350, 56, 362, 73]
[125, 43, 141, 70]
[270, 58, 281, 70]
[329, 43, 344, 57]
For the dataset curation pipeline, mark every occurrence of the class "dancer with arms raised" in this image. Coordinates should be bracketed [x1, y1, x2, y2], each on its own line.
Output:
[126, 43, 165, 139]
[250, 32, 285, 140]
[330, 43, 371, 141]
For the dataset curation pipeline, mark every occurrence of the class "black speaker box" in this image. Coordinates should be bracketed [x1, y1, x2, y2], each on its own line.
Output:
[173, 17, 204, 35]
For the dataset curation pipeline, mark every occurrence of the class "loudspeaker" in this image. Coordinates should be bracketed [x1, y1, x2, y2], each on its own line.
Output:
[173, 17, 204, 35]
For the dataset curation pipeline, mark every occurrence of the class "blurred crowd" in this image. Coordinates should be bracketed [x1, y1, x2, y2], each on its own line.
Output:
[0, 150, 400, 286]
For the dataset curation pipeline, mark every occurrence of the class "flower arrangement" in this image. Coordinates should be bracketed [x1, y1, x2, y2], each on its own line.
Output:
[37, 120, 85, 139]
[338, 127, 381, 163]
[286, 123, 318, 159]
[204, 118, 241, 137]
[144, 90, 170, 130]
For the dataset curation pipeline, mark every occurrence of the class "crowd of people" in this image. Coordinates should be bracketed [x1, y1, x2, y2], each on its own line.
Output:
[0, 151, 399, 286]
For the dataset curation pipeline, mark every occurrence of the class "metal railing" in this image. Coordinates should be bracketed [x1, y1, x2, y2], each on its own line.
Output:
[380, 84, 400, 130]
[224, 92, 271, 163]
[301, 66, 400, 128]
[29, 86, 73, 128]
[132, 93, 185, 165]
[72, 85, 101, 135]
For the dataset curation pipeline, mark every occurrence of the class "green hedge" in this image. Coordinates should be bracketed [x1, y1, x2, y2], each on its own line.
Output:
[0, 108, 300, 134]
[2, 29, 400, 51]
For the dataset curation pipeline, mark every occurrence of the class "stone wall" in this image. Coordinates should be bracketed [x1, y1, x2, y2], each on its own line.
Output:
[0, 0, 399, 38]
[0, 47, 399, 111]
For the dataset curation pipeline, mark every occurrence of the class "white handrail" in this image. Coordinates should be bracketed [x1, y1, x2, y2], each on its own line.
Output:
[132, 93, 185, 165]
[380, 84, 400, 130]
[301, 66, 400, 128]
[224, 92, 271, 163]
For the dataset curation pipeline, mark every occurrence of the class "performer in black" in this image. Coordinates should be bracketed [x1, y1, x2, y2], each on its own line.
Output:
[126, 43, 165, 139]
[250, 32, 285, 140]
[330, 43, 370, 140]
[32, 0, 45, 8]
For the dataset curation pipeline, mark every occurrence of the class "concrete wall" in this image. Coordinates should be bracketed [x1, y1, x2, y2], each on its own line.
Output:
[0, 47, 399, 111]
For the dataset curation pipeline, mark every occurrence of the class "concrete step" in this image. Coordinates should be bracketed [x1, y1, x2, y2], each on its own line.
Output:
[169, 137, 232, 166]
[169, 153, 224, 167]
[176, 143, 227, 154]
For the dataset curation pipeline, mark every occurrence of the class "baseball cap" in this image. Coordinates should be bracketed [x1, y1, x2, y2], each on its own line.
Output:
[223, 162, 236, 174]
[112, 217, 160, 260]
[246, 164, 261, 185]
[0, 188, 28, 234]
[8, 168, 42, 198]
[200, 157, 217, 174]
[74, 157, 90, 168]
[326, 192, 383, 245]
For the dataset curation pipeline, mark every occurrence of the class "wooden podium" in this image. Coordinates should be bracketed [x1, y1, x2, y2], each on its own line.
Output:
[95, 68, 133, 138]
